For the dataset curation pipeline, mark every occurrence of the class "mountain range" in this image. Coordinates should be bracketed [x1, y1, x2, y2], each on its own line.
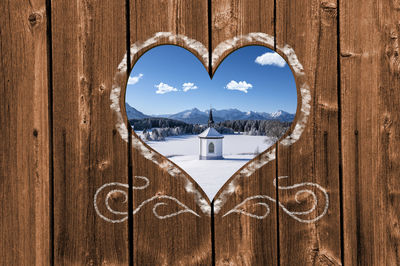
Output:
[125, 103, 148, 119]
[126, 103, 295, 124]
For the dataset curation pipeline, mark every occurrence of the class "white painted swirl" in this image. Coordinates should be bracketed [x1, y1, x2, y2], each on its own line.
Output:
[111, 32, 312, 213]
[94, 182, 129, 223]
[223, 176, 329, 223]
[94, 176, 200, 223]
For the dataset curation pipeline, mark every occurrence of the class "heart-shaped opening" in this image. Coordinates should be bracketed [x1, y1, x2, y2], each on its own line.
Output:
[125, 45, 297, 199]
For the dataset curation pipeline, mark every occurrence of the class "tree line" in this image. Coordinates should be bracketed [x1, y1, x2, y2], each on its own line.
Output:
[129, 118, 291, 141]
[214, 120, 291, 139]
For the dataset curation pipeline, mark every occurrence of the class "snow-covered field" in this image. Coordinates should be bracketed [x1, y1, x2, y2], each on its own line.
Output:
[138, 133, 274, 199]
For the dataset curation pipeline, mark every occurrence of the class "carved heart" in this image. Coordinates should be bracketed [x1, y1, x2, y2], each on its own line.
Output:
[125, 44, 296, 199]
[95, 32, 328, 224]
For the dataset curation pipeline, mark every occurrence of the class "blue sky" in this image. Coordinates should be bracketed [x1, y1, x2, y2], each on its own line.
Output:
[126, 45, 297, 115]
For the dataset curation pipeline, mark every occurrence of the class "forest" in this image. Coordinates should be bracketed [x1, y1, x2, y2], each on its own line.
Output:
[130, 118, 291, 141]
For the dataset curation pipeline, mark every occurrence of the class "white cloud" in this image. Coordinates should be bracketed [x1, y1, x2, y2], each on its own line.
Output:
[155, 82, 178, 94]
[225, 80, 253, 93]
[255, 52, 286, 67]
[128, 73, 143, 85]
[182, 82, 198, 92]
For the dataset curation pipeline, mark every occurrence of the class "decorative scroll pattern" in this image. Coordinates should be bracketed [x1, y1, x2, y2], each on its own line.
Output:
[223, 176, 329, 223]
[111, 33, 314, 215]
[94, 176, 200, 223]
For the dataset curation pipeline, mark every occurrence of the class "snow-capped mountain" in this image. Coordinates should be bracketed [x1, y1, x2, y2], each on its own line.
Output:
[269, 110, 295, 122]
[242, 110, 269, 120]
[125, 103, 149, 119]
[212, 108, 247, 121]
[125, 104, 295, 123]
[168, 108, 220, 124]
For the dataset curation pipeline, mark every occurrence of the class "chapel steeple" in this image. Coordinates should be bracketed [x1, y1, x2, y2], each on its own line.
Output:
[208, 108, 214, 127]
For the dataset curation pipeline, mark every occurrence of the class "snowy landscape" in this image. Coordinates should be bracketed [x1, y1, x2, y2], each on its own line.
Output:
[129, 104, 293, 199]
[125, 45, 297, 199]
[136, 132, 275, 199]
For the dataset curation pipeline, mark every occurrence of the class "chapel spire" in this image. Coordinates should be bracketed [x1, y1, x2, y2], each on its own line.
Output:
[208, 108, 214, 127]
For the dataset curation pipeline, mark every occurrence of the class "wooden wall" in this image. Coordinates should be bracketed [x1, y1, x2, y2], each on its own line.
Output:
[1, 0, 399, 265]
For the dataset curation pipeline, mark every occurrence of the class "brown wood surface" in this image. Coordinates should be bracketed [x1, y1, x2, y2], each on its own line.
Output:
[0, 0, 50, 265]
[130, 1, 212, 265]
[1, 0, 400, 264]
[213, 157, 278, 265]
[276, 0, 342, 265]
[52, 0, 129, 264]
[211, 0, 275, 71]
[340, 0, 400, 264]
[211, 1, 278, 265]
[131, 0, 209, 70]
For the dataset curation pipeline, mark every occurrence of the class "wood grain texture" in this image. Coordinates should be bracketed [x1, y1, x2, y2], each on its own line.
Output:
[131, 0, 209, 70]
[213, 157, 278, 265]
[0, 0, 50, 265]
[210, 1, 278, 265]
[276, 0, 342, 265]
[340, 0, 400, 264]
[130, 1, 212, 265]
[211, 0, 275, 74]
[1, 1, 400, 264]
[52, 0, 129, 264]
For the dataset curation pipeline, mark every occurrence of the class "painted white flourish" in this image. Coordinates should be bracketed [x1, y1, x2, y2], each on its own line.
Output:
[112, 32, 312, 213]
[94, 176, 200, 223]
[223, 176, 329, 223]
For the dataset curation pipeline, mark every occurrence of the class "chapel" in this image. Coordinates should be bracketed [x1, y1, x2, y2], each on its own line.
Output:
[198, 109, 224, 160]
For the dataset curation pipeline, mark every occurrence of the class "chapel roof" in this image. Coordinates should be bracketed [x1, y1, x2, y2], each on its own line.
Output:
[198, 127, 224, 139]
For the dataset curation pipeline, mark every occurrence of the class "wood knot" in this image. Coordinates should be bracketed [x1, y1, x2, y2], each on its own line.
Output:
[99, 84, 106, 93]
[33, 129, 38, 137]
[213, 9, 238, 31]
[234, 186, 242, 196]
[383, 116, 393, 130]
[340, 52, 352, 57]
[393, 0, 400, 10]
[340, 51, 360, 58]
[109, 191, 124, 201]
[84, 254, 98, 266]
[310, 249, 342, 266]
[321, 1, 337, 11]
[28, 12, 42, 27]
[98, 160, 110, 171]
[80, 76, 88, 89]
[390, 31, 398, 40]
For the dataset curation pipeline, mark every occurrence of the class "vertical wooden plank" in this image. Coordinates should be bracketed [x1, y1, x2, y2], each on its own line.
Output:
[276, 0, 342, 265]
[0, 0, 50, 265]
[210, 1, 278, 265]
[340, 0, 400, 264]
[211, 0, 275, 71]
[213, 159, 278, 265]
[130, 1, 212, 264]
[131, 0, 209, 69]
[52, 0, 129, 264]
